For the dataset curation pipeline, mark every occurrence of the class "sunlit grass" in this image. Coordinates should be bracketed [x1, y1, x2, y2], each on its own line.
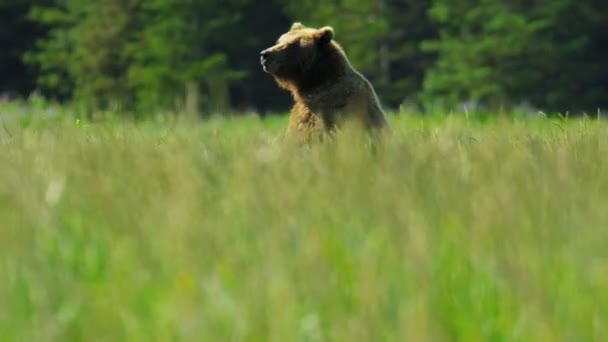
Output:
[1, 107, 607, 341]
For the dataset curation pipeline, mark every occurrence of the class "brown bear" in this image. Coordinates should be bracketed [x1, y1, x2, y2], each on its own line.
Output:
[260, 22, 389, 143]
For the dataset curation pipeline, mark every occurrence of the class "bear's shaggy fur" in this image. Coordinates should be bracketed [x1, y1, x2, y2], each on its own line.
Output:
[260, 22, 389, 142]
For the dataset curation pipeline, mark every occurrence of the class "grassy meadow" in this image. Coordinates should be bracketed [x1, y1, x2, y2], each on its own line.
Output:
[1, 103, 608, 341]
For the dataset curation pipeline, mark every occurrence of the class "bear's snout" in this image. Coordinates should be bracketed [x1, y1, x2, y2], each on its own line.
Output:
[260, 50, 273, 64]
[260, 49, 277, 73]
[260, 50, 270, 60]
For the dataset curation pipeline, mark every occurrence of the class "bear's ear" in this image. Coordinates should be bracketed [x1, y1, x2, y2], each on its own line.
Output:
[314, 26, 334, 45]
[290, 22, 304, 31]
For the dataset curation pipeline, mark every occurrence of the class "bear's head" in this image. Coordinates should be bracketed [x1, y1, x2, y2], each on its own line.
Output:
[260, 22, 338, 82]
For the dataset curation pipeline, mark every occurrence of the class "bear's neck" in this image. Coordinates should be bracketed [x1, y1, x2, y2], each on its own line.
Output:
[298, 48, 347, 92]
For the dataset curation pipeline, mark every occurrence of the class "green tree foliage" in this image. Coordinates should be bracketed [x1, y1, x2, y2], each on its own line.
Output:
[382, 0, 437, 108]
[421, 1, 550, 109]
[2, 0, 606, 115]
[25, 0, 140, 109]
[538, 1, 608, 112]
[125, 0, 245, 114]
[226, 0, 292, 114]
[422, 0, 608, 113]
[0, 0, 49, 97]
[24, 0, 293, 115]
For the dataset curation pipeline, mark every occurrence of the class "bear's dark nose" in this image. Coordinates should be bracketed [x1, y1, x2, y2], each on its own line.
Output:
[260, 50, 269, 61]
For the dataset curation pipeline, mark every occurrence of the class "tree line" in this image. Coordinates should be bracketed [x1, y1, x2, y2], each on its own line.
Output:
[1, 0, 606, 117]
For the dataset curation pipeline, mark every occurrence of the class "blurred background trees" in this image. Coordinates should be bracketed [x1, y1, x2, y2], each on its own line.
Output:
[1, 0, 606, 116]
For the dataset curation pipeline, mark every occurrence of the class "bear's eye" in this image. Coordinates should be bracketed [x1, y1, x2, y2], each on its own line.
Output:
[279, 38, 300, 49]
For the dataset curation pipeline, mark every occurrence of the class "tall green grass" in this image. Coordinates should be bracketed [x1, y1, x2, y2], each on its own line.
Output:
[1, 109, 607, 341]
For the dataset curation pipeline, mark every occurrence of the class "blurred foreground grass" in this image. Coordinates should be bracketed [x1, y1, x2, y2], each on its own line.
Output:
[1, 108, 608, 341]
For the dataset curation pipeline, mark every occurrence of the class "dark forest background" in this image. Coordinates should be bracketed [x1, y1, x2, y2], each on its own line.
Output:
[1, 0, 607, 117]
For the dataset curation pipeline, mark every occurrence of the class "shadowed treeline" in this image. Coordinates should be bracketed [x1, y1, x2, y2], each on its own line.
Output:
[1, 0, 607, 117]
